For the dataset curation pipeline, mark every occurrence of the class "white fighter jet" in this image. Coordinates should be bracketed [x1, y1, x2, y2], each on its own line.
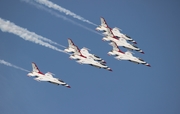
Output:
[103, 27, 137, 44]
[102, 27, 144, 54]
[64, 38, 106, 64]
[96, 17, 137, 44]
[69, 45, 112, 71]
[108, 42, 150, 67]
[27, 62, 71, 88]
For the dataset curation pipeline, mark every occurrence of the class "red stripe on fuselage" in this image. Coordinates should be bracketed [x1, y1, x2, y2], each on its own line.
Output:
[38, 71, 44, 75]
[80, 54, 87, 58]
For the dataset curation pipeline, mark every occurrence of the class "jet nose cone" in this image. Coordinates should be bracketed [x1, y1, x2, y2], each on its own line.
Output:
[27, 73, 31, 76]
[147, 64, 151, 67]
[108, 69, 113, 71]
[67, 85, 71, 88]
[133, 41, 137, 44]
[141, 51, 144, 54]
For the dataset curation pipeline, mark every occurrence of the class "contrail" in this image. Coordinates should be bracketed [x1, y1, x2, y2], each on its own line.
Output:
[34, 0, 98, 26]
[33, 34, 67, 48]
[0, 18, 69, 54]
[0, 59, 30, 72]
[23, 0, 103, 36]
[33, 34, 66, 48]
[1, 4, 65, 49]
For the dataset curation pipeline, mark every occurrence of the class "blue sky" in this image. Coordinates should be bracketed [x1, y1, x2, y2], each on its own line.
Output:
[0, 0, 180, 114]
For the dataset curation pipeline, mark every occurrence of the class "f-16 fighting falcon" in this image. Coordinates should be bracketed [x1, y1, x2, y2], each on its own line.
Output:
[69, 44, 112, 71]
[96, 17, 137, 44]
[27, 62, 71, 88]
[102, 27, 144, 54]
[64, 38, 106, 64]
[108, 42, 150, 67]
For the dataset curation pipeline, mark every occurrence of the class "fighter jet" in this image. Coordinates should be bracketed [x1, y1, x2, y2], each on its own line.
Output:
[64, 38, 106, 64]
[103, 27, 137, 44]
[108, 42, 150, 67]
[102, 27, 144, 54]
[27, 62, 71, 88]
[96, 17, 137, 44]
[69, 45, 112, 71]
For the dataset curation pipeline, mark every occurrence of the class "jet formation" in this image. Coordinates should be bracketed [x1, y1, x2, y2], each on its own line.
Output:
[26, 17, 150, 88]
[96, 17, 151, 67]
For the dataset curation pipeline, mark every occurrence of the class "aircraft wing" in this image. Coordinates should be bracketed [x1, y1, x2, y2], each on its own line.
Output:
[112, 27, 123, 34]
[114, 56, 128, 60]
[45, 72, 53, 77]
[76, 55, 94, 64]
[80, 47, 105, 63]
[34, 77, 48, 81]
[125, 51, 134, 56]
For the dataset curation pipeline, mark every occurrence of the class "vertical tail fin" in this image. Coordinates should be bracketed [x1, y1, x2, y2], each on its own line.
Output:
[112, 27, 121, 32]
[81, 47, 90, 54]
[32, 62, 43, 74]
[32, 62, 40, 72]
[109, 42, 124, 53]
[73, 45, 81, 55]
[125, 51, 133, 56]
[68, 38, 76, 48]
[100, 17, 108, 28]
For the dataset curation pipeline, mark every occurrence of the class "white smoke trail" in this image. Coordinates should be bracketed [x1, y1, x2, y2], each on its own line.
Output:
[22, 29, 66, 48]
[34, 0, 98, 26]
[37, 35, 67, 48]
[33, 34, 66, 48]
[1, 5, 65, 49]
[0, 18, 69, 54]
[0, 60, 30, 72]
[23, 0, 103, 36]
